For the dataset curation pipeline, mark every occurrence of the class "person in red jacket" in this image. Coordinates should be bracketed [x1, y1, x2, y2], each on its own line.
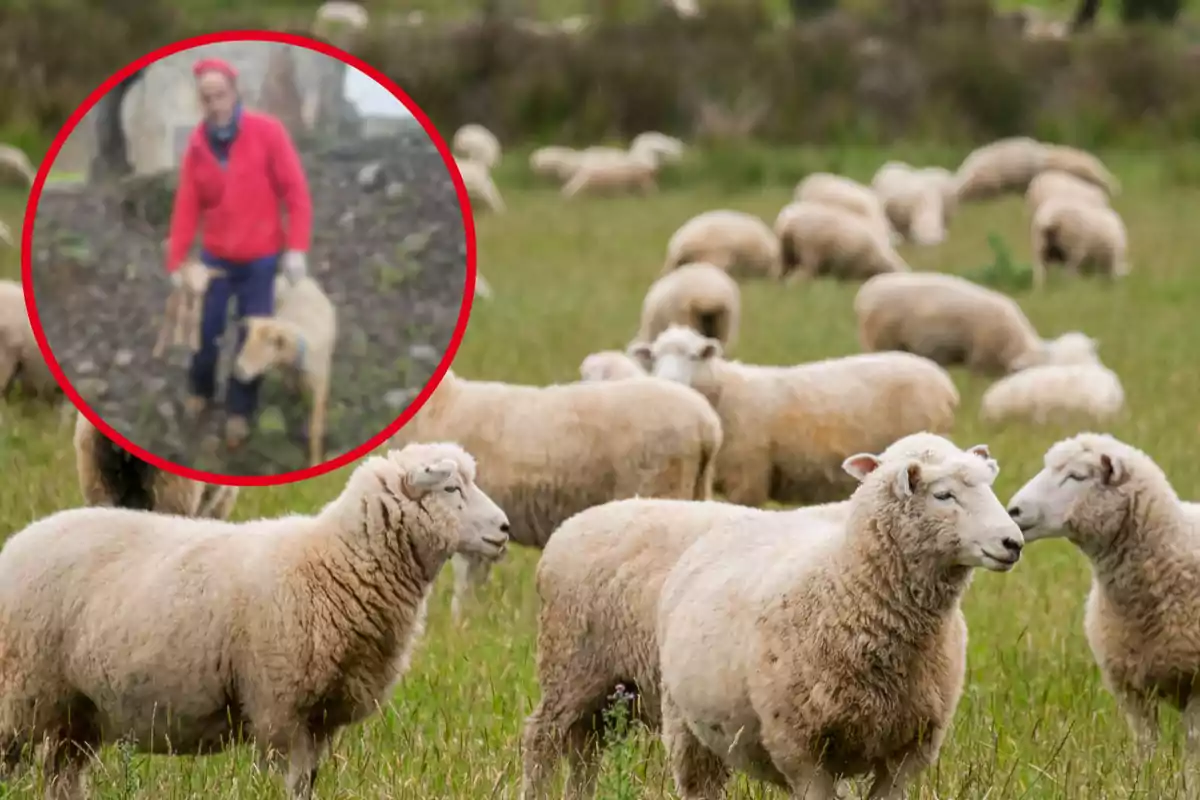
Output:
[165, 56, 313, 452]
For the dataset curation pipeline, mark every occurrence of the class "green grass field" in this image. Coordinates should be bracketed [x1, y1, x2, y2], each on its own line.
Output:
[2, 144, 1200, 798]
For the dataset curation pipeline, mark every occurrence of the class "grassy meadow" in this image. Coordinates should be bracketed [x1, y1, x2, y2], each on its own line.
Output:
[2, 144, 1200, 798]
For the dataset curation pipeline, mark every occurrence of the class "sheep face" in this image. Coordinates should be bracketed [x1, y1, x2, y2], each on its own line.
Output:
[1006, 434, 1132, 550]
[1042, 332, 1099, 366]
[629, 325, 721, 393]
[843, 442, 1024, 572]
[233, 318, 303, 382]
[579, 351, 645, 382]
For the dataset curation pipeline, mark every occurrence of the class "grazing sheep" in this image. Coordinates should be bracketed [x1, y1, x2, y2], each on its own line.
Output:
[530, 146, 582, 181]
[629, 325, 959, 507]
[578, 350, 647, 382]
[0, 279, 59, 400]
[1043, 144, 1120, 196]
[1025, 169, 1110, 215]
[1031, 196, 1130, 289]
[0, 442, 510, 800]
[0, 143, 35, 186]
[662, 209, 782, 280]
[955, 136, 1049, 202]
[774, 201, 910, 282]
[637, 262, 741, 352]
[153, 258, 224, 358]
[980, 342, 1124, 426]
[454, 157, 506, 214]
[232, 274, 338, 468]
[561, 147, 660, 198]
[630, 132, 685, 165]
[313, 1, 368, 31]
[475, 272, 494, 300]
[656, 436, 1022, 799]
[793, 172, 898, 244]
[452, 124, 501, 169]
[1006, 433, 1200, 762]
[854, 271, 1098, 375]
[73, 410, 239, 520]
[388, 368, 723, 620]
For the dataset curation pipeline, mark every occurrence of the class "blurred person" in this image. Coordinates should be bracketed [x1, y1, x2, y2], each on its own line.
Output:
[164, 55, 313, 452]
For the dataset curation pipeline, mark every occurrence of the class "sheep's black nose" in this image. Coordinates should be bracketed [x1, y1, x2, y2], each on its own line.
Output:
[1002, 537, 1023, 555]
[500, 522, 510, 534]
[1007, 505, 1021, 518]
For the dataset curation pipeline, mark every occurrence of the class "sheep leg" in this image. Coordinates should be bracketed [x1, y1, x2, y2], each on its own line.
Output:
[717, 453, 771, 508]
[307, 376, 328, 468]
[1030, 229, 1048, 291]
[1184, 695, 1199, 756]
[661, 691, 728, 800]
[1114, 688, 1159, 759]
[283, 729, 322, 800]
[41, 736, 93, 800]
[865, 745, 937, 799]
[152, 289, 179, 358]
[0, 350, 17, 396]
[449, 553, 493, 623]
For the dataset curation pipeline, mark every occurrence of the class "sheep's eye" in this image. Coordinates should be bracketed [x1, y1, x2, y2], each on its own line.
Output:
[443, 485, 458, 494]
[1067, 473, 1087, 482]
[933, 490, 955, 501]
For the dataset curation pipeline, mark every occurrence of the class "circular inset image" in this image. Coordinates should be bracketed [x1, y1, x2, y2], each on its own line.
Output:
[25, 30, 476, 484]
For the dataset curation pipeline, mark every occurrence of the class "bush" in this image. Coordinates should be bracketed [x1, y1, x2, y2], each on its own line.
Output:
[1119, 0, 1185, 23]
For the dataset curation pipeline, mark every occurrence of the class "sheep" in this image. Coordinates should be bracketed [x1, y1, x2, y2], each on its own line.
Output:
[0, 279, 59, 400]
[454, 157, 506, 214]
[0, 143, 35, 186]
[388, 368, 723, 620]
[73, 410, 239, 520]
[655, 436, 1022, 799]
[630, 131, 685, 165]
[475, 272, 494, 300]
[662, 209, 782, 280]
[313, 1, 368, 31]
[578, 350, 647, 382]
[529, 146, 582, 181]
[854, 271, 1099, 375]
[1042, 144, 1120, 196]
[980, 341, 1125, 426]
[561, 147, 660, 198]
[954, 136, 1050, 202]
[629, 324, 959, 507]
[518, 432, 981, 800]
[153, 258, 224, 358]
[232, 274, 338, 467]
[636, 262, 741, 352]
[793, 172, 898, 244]
[0, 441, 509, 800]
[452, 123, 501, 170]
[1031, 196, 1130, 289]
[1006, 433, 1200, 764]
[0, 220, 12, 247]
[1025, 169, 1110, 215]
[774, 201, 910, 282]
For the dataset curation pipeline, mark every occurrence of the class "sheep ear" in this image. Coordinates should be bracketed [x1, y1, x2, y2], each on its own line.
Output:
[627, 342, 653, 369]
[1099, 453, 1126, 486]
[894, 461, 921, 498]
[967, 444, 1000, 477]
[698, 339, 722, 360]
[842, 453, 881, 481]
[401, 459, 456, 499]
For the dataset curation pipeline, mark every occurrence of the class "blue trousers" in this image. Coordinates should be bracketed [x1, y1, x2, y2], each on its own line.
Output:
[188, 251, 280, 418]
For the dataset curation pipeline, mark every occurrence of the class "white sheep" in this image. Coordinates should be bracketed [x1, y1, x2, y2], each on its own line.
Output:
[0, 442, 510, 800]
[1031, 196, 1130, 289]
[0, 143, 35, 186]
[561, 147, 660, 198]
[662, 209, 782, 280]
[854, 271, 1099, 375]
[793, 172, 898, 244]
[774, 200, 910, 282]
[656, 435, 1022, 799]
[980, 340, 1124, 426]
[629, 325, 959, 507]
[630, 131, 685, 165]
[388, 368, 723, 620]
[529, 146, 582, 181]
[1043, 144, 1120, 196]
[1025, 169, 1110, 215]
[0, 279, 59, 400]
[578, 349, 648, 382]
[452, 123, 501, 170]
[1006, 433, 1200, 764]
[955, 136, 1050, 202]
[313, 0, 368, 30]
[475, 272, 494, 300]
[636, 262, 741, 352]
[871, 162, 955, 246]
[454, 156, 506, 214]
[73, 410, 239, 520]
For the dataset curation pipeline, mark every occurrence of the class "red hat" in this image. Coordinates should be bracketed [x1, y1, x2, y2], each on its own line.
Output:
[192, 57, 238, 83]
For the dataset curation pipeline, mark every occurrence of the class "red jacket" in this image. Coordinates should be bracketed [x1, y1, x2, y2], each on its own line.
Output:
[165, 108, 312, 273]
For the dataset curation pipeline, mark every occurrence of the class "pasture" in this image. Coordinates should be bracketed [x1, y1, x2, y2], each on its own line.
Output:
[1, 143, 1198, 798]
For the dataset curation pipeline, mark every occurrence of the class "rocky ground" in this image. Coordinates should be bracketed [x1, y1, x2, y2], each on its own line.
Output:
[29, 124, 470, 477]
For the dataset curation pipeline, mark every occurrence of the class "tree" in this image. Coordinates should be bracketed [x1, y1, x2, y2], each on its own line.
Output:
[88, 68, 144, 183]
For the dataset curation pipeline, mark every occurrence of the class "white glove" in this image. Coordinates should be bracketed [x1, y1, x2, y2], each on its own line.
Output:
[282, 250, 308, 285]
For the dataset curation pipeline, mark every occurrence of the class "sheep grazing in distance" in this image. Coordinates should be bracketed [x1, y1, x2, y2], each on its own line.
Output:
[1031, 196, 1130, 289]
[388, 368, 723, 620]
[1006, 433, 1200, 763]
[854, 271, 1099, 375]
[153, 258, 224, 358]
[73, 411, 239, 519]
[630, 131, 685, 165]
[561, 147, 660, 198]
[662, 209, 782, 280]
[529, 146, 582, 182]
[774, 201, 910, 282]
[578, 350, 647, 382]
[0, 143, 35, 186]
[1043, 144, 1120, 196]
[636, 262, 741, 352]
[232, 274, 337, 466]
[475, 272, 494, 300]
[0, 279, 59, 401]
[454, 157, 506, 214]
[980, 338, 1125, 426]
[452, 124, 501, 170]
[793, 171, 899, 245]
[871, 162, 956, 246]
[1025, 169, 1110, 215]
[655, 436, 1022, 799]
[630, 325, 959, 507]
[954, 135, 1053, 202]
